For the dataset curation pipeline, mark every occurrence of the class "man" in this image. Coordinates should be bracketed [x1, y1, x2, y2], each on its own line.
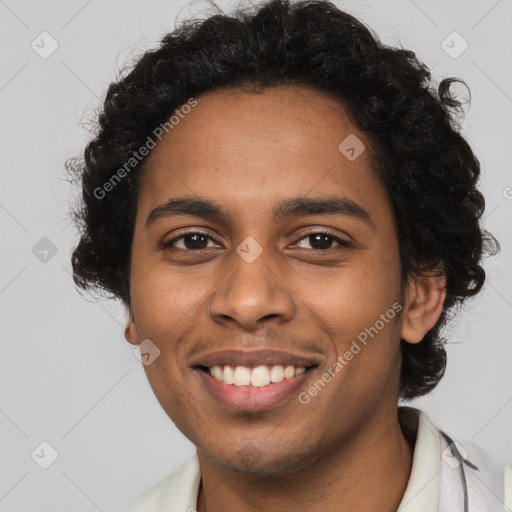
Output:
[68, 0, 510, 510]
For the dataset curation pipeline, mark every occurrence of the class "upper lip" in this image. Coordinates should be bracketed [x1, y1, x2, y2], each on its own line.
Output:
[190, 349, 323, 368]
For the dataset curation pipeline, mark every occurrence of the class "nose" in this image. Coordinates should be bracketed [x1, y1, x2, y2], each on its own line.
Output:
[208, 247, 296, 331]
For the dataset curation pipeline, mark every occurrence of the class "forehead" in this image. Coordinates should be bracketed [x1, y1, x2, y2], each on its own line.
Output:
[138, 85, 390, 225]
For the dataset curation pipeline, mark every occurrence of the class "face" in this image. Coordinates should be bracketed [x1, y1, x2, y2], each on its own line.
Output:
[125, 85, 428, 474]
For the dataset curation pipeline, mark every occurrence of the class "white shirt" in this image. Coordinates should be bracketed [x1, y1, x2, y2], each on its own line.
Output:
[126, 406, 512, 511]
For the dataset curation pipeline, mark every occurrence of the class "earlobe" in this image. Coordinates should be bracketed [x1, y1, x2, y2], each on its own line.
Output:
[124, 307, 139, 345]
[401, 272, 446, 344]
[125, 320, 139, 345]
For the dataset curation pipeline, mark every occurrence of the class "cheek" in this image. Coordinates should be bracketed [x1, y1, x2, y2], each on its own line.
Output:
[142, 356, 202, 443]
[130, 255, 206, 335]
[302, 252, 403, 394]
[303, 253, 401, 336]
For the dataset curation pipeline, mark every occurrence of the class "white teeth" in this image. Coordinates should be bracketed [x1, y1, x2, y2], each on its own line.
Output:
[233, 366, 251, 386]
[212, 365, 223, 381]
[223, 365, 235, 384]
[250, 366, 271, 387]
[269, 365, 285, 383]
[208, 364, 307, 387]
[284, 365, 295, 379]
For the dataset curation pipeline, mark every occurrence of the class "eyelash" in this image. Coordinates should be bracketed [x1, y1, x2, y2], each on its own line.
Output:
[162, 229, 352, 252]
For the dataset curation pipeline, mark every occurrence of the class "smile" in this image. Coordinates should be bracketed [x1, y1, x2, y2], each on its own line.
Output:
[191, 349, 322, 411]
[205, 364, 306, 387]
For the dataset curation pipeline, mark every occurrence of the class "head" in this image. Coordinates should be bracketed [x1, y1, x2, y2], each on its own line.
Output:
[69, 0, 497, 474]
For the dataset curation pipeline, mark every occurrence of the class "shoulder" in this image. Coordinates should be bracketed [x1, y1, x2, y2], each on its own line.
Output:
[437, 424, 512, 511]
[125, 453, 201, 512]
[399, 406, 512, 511]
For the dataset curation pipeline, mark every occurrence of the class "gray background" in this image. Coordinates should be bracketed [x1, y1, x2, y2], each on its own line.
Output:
[0, 0, 510, 510]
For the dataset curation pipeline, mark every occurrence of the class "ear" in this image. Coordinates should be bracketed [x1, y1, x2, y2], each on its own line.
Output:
[401, 269, 446, 344]
[124, 305, 139, 346]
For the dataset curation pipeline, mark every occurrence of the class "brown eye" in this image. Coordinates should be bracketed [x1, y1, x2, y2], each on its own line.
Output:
[308, 234, 334, 250]
[163, 232, 219, 251]
[295, 231, 351, 250]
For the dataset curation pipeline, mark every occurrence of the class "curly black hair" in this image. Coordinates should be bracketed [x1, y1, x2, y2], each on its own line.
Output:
[68, 0, 498, 401]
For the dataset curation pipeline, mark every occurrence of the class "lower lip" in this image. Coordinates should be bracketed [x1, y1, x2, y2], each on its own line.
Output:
[195, 368, 315, 412]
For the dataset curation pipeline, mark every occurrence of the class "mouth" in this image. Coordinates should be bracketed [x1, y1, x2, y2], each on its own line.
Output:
[198, 363, 314, 386]
[191, 350, 321, 411]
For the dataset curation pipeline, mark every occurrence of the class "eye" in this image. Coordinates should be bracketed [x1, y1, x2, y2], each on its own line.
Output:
[163, 231, 221, 251]
[294, 231, 351, 251]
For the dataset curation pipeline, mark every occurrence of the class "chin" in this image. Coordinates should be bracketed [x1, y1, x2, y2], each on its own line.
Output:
[203, 442, 316, 476]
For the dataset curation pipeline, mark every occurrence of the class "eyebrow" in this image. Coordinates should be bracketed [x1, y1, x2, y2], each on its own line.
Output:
[146, 195, 375, 228]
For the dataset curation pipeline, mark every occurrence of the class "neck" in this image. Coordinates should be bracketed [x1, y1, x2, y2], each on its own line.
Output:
[196, 405, 416, 512]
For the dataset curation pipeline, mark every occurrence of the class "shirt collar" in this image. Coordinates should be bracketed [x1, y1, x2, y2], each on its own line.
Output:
[397, 406, 441, 511]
